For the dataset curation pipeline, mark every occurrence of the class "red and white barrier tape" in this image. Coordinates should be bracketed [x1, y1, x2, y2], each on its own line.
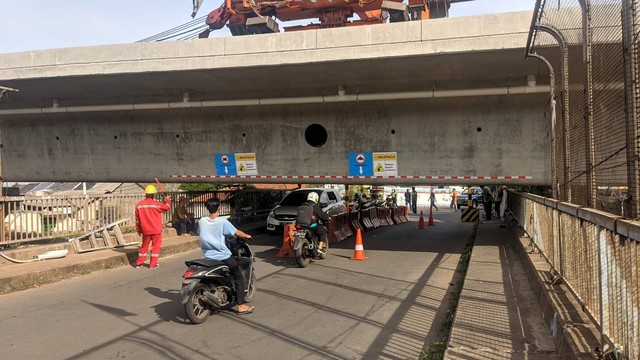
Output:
[170, 174, 531, 180]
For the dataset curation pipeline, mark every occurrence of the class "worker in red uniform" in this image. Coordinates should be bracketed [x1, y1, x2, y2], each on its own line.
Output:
[135, 185, 171, 269]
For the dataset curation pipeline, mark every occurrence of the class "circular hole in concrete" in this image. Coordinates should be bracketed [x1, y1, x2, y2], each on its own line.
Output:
[305, 124, 327, 148]
[56, 136, 60, 140]
[477, 127, 482, 132]
[176, 134, 180, 139]
[391, 129, 396, 135]
[114, 135, 118, 140]
[242, 132, 247, 138]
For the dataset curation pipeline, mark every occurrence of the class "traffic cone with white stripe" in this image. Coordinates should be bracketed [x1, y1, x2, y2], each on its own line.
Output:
[351, 229, 368, 261]
[417, 211, 426, 229]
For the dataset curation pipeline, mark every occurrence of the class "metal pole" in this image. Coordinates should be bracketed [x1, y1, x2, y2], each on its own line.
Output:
[537, 25, 571, 202]
[529, 54, 558, 199]
[579, 0, 597, 208]
[622, 0, 640, 218]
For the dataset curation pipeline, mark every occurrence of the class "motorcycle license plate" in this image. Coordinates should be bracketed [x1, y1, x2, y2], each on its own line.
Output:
[294, 231, 306, 237]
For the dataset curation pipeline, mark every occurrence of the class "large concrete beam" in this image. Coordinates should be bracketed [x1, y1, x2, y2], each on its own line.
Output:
[0, 11, 550, 185]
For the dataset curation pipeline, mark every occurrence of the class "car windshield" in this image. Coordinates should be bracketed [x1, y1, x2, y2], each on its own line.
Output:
[279, 190, 321, 206]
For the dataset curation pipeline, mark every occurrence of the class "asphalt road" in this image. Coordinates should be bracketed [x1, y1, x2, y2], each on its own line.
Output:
[0, 211, 473, 360]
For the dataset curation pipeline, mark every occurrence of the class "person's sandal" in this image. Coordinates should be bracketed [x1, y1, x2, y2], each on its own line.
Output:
[237, 305, 255, 315]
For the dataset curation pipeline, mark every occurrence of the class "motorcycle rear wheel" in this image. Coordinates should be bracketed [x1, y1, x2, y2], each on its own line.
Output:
[244, 269, 257, 302]
[185, 283, 212, 324]
[295, 239, 312, 268]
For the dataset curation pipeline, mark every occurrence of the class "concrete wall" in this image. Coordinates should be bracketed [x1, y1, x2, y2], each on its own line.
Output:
[0, 94, 550, 185]
[0, 11, 550, 185]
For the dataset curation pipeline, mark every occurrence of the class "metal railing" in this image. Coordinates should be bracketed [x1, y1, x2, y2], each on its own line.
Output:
[526, 0, 640, 219]
[508, 190, 639, 359]
[1, 189, 287, 245]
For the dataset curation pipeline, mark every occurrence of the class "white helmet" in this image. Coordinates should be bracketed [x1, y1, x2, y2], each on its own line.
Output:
[307, 192, 319, 203]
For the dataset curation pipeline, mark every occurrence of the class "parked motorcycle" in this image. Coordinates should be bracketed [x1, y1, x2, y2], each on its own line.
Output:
[293, 224, 328, 267]
[180, 236, 256, 324]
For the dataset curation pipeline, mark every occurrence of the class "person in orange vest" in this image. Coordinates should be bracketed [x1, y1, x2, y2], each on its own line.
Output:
[135, 185, 171, 269]
[450, 189, 458, 212]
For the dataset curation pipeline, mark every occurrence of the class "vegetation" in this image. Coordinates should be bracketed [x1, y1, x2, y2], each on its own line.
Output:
[510, 186, 552, 197]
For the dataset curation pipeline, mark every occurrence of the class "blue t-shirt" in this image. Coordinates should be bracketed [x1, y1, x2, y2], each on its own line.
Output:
[198, 216, 238, 260]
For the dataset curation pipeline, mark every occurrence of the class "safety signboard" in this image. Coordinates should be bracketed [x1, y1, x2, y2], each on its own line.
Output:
[215, 153, 258, 176]
[235, 153, 258, 175]
[349, 152, 372, 176]
[350, 151, 397, 176]
[373, 152, 398, 176]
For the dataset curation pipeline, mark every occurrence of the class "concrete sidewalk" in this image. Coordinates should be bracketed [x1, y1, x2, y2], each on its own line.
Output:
[444, 217, 600, 360]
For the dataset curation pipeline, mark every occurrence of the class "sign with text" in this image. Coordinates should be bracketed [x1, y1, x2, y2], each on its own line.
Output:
[215, 152, 258, 176]
[373, 152, 398, 176]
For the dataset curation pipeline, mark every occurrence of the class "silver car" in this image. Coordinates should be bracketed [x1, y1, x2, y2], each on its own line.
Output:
[266, 188, 347, 232]
[456, 187, 483, 209]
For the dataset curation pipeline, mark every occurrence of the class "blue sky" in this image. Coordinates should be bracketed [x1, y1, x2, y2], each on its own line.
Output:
[0, 0, 535, 53]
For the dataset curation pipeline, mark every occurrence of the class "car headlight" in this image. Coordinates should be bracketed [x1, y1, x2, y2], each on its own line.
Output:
[269, 209, 275, 217]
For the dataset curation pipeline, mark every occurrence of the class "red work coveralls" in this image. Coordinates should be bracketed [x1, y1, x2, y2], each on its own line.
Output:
[135, 197, 171, 268]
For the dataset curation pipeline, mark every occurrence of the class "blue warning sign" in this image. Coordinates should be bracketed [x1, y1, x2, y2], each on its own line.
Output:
[349, 152, 372, 176]
[215, 153, 237, 176]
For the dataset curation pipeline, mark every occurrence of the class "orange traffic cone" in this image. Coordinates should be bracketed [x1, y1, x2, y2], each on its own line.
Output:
[351, 228, 368, 260]
[417, 211, 426, 229]
[277, 224, 295, 257]
[428, 207, 435, 226]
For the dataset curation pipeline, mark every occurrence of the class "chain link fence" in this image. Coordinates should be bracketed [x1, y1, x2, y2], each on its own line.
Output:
[509, 190, 639, 359]
[527, 0, 640, 219]
[526, 2, 640, 357]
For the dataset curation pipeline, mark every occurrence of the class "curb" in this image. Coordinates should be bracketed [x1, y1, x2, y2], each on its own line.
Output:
[0, 237, 201, 295]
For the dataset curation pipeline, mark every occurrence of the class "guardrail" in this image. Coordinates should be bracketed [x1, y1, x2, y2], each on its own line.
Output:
[508, 190, 640, 359]
[1, 189, 286, 245]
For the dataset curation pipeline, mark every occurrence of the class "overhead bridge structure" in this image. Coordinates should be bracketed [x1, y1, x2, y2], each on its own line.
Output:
[0, 10, 550, 185]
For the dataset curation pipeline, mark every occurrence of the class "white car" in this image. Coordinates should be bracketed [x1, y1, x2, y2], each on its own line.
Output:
[266, 188, 347, 232]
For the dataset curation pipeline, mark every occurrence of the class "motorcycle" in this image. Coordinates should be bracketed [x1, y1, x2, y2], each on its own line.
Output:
[293, 223, 328, 267]
[180, 236, 256, 324]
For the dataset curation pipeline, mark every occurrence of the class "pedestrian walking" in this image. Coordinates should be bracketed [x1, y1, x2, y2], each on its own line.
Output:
[411, 187, 418, 214]
[494, 185, 506, 219]
[135, 185, 171, 269]
[482, 185, 493, 221]
[429, 188, 438, 211]
[450, 189, 458, 211]
[404, 188, 411, 208]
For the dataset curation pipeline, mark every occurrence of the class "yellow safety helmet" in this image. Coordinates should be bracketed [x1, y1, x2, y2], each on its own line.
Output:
[144, 185, 157, 194]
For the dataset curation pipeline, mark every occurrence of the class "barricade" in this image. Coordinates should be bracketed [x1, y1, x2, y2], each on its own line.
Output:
[340, 213, 353, 238]
[376, 208, 389, 226]
[399, 206, 409, 222]
[370, 208, 380, 228]
[392, 207, 402, 224]
[328, 215, 344, 243]
[385, 208, 393, 225]
[349, 211, 362, 234]
[382, 208, 391, 226]
[359, 209, 372, 231]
